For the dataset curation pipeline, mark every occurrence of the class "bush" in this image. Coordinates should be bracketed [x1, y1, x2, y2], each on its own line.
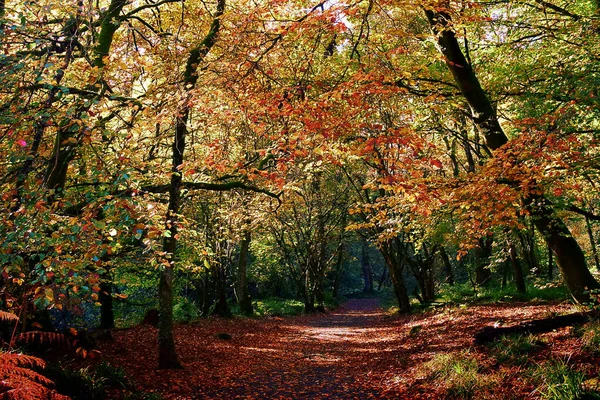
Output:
[173, 297, 200, 323]
[253, 298, 305, 316]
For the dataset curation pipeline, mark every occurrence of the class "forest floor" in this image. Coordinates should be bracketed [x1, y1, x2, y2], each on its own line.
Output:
[98, 299, 600, 399]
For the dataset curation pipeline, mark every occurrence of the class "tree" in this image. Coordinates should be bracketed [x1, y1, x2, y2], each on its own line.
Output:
[423, 1, 599, 302]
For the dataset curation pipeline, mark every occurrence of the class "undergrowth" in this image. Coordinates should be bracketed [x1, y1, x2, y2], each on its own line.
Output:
[438, 281, 569, 305]
[530, 359, 600, 400]
[580, 320, 600, 355]
[420, 351, 495, 398]
[251, 298, 306, 316]
[488, 334, 543, 365]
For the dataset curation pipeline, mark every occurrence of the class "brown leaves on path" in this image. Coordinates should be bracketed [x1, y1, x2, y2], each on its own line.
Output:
[99, 299, 591, 399]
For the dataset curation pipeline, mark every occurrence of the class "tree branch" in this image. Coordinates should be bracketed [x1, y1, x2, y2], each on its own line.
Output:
[568, 205, 600, 221]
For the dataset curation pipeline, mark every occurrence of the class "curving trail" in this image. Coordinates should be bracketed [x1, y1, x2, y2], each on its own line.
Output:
[100, 298, 578, 399]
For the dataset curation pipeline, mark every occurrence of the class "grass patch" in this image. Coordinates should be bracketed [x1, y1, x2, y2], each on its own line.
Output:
[581, 320, 600, 355]
[488, 334, 543, 365]
[95, 361, 130, 390]
[420, 351, 494, 398]
[530, 359, 600, 399]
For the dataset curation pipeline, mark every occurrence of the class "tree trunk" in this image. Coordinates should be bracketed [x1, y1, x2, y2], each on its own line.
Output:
[508, 240, 527, 294]
[99, 281, 114, 330]
[586, 216, 600, 271]
[501, 259, 509, 289]
[530, 196, 600, 301]
[158, 261, 180, 369]
[236, 230, 253, 316]
[519, 224, 541, 275]
[380, 239, 411, 313]
[425, 4, 599, 302]
[439, 247, 455, 286]
[212, 263, 232, 318]
[377, 264, 388, 290]
[303, 272, 315, 313]
[361, 241, 374, 293]
[548, 243, 554, 280]
[314, 278, 326, 313]
[158, 0, 224, 369]
[474, 237, 493, 286]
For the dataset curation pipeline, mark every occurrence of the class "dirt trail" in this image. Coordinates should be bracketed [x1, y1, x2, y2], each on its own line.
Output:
[100, 299, 578, 399]
[194, 299, 398, 399]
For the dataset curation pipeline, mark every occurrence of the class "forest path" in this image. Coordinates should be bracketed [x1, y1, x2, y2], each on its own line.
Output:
[101, 299, 576, 399]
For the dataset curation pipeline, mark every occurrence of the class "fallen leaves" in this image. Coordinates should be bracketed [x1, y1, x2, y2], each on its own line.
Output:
[98, 299, 597, 399]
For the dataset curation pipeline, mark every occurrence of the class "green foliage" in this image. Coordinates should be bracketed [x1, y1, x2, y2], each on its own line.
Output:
[530, 359, 599, 400]
[252, 298, 305, 317]
[45, 364, 107, 400]
[420, 351, 491, 398]
[488, 334, 542, 365]
[580, 320, 600, 355]
[173, 297, 200, 323]
[46, 361, 158, 400]
[438, 282, 569, 304]
[94, 361, 129, 390]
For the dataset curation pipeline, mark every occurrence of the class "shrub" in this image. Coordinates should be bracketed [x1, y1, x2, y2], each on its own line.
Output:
[173, 297, 199, 323]
[253, 298, 305, 316]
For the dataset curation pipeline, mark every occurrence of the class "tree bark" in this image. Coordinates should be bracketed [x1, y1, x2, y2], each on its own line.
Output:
[361, 241, 374, 293]
[548, 243, 554, 280]
[236, 230, 253, 316]
[439, 247, 455, 286]
[380, 238, 411, 313]
[212, 262, 232, 318]
[586, 216, 600, 271]
[474, 237, 493, 286]
[530, 196, 600, 301]
[508, 240, 527, 294]
[99, 281, 114, 330]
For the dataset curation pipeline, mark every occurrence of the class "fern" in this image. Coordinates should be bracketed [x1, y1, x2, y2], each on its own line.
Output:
[16, 331, 71, 348]
[0, 311, 19, 323]
[0, 311, 70, 399]
[0, 351, 70, 400]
